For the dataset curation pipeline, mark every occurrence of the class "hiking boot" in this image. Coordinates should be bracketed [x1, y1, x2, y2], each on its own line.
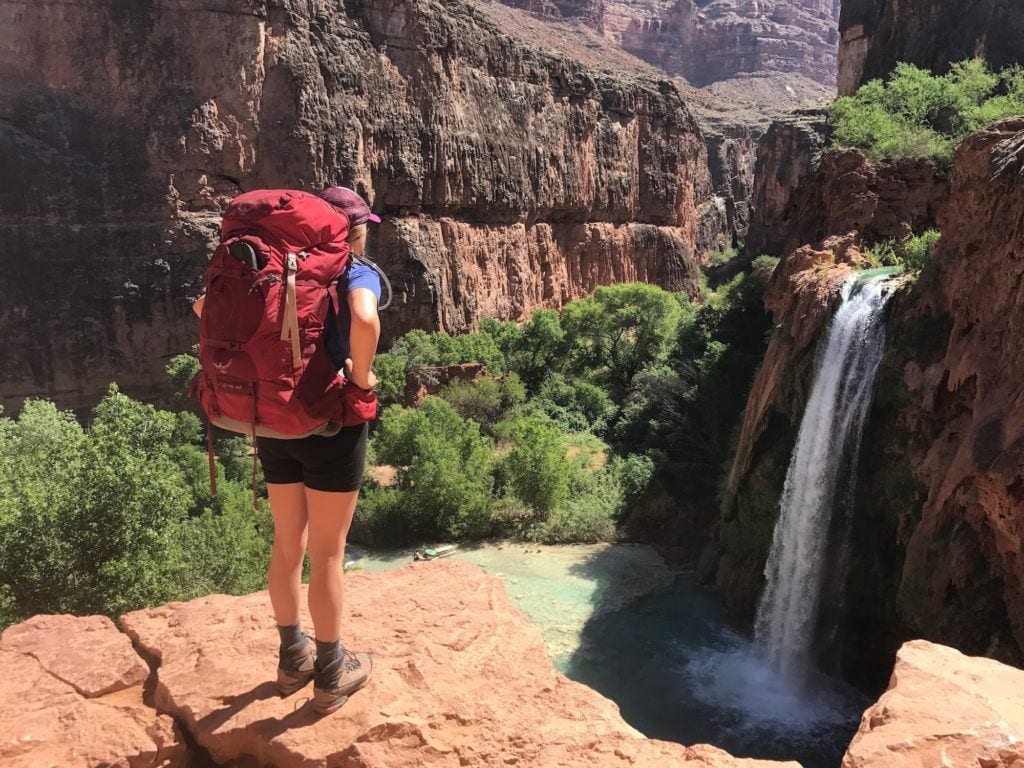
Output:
[312, 650, 373, 715]
[276, 636, 316, 696]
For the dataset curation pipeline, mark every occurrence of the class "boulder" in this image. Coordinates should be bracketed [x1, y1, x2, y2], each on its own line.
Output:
[0, 614, 183, 768]
[121, 559, 791, 767]
[843, 640, 1024, 767]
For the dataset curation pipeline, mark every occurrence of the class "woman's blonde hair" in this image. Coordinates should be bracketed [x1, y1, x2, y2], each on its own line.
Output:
[347, 223, 367, 242]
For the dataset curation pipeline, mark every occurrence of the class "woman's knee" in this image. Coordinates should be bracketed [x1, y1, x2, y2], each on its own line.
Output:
[271, 538, 306, 570]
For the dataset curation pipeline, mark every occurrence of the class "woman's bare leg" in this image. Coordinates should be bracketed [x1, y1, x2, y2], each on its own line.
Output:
[305, 487, 359, 642]
[266, 482, 309, 626]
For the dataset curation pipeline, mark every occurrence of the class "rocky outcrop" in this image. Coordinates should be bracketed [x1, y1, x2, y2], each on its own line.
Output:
[116, 559, 786, 767]
[890, 118, 1024, 664]
[0, 614, 183, 767]
[843, 640, 1024, 767]
[838, 0, 1024, 95]
[751, 138, 947, 260]
[6, 572, 1024, 766]
[605, 0, 841, 87]
[0, 0, 714, 413]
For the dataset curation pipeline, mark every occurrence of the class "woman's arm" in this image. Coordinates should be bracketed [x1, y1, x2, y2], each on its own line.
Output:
[345, 287, 380, 389]
[192, 294, 205, 318]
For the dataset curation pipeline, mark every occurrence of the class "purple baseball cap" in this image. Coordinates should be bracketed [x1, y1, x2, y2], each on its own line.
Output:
[319, 186, 381, 226]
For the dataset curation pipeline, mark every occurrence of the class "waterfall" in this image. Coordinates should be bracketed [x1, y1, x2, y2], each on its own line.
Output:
[755, 272, 894, 675]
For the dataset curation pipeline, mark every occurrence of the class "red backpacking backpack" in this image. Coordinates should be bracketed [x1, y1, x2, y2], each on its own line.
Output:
[197, 189, 377, 495]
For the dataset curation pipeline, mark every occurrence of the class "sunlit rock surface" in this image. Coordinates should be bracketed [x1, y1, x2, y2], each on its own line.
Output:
[843, 640, 1024, 767]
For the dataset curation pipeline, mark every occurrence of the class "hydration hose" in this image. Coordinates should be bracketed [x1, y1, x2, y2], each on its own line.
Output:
[350, 254, 394, 310]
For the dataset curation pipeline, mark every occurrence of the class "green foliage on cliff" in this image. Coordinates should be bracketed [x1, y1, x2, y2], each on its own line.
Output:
[863, 229, 942, 273]
[0, 388, 271, 628]
[830, 59, 1024, 162]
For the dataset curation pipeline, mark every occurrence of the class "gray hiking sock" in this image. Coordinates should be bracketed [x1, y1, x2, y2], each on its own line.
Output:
[315, 639, 345, 684]
[277, 624, 308, 668]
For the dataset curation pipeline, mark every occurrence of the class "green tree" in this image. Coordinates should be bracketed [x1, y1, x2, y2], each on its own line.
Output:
[505, 309, 568, 393]
[560, 283, 682, 401]
[372, 398, 496, 540]
[496, 415, 572, 516]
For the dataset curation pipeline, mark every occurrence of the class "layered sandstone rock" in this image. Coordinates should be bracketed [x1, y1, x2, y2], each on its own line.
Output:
[0, 614, 183, 767]
[0, 0, 713, 412]
[838, 0, 1024, 95]
[892, 118, 1024, 663]
[120, 559, 789, 767]
[843, 640, 1024, 767]
[605, 0, 841, 87]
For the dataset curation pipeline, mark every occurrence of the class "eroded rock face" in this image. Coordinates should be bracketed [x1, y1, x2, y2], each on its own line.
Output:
[0, 614, 183, 768]
[0, 0, 712, 412]
[843, 640, 1024, 767]
[838, 0, 1024, 95]
[121, 559, 790, 767]
[605, 0, 841, 87]
[893, 118, 1024, 664]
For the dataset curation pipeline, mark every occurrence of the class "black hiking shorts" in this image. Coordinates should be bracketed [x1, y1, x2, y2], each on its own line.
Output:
[256, 422, 369, 492]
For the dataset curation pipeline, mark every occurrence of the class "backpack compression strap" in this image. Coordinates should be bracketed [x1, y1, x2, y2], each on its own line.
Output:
[280, 252, 302, 367]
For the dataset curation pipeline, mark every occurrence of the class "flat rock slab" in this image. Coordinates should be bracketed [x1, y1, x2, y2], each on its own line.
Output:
[122, 559, 792, 767]
[843, 640, 1024, 767]
[0, 614, 183, 768]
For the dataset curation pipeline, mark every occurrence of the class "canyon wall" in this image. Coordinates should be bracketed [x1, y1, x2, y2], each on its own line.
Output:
[838, 0, 1024, 95]
[0, 0, 714, 412]
[604, 0, 841, 87]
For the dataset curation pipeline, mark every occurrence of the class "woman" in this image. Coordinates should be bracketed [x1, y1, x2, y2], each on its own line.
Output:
[193, 186, 382, 715]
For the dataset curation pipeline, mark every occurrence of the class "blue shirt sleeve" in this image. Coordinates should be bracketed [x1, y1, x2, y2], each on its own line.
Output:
[325, 261, 382, 370]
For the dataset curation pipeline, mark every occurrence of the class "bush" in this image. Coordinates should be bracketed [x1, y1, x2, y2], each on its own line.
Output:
[903, 230, 941, 271]
[862, 229, 942, 272]
[440, 374, 525, 426]
[496, 415, 572, 516]
[830, 60, 1024, 163]
[526, 462, 620, 544]
[372, 398, 496, 541]
[0, 388, 271, 624]
[535, 373, 616, 433]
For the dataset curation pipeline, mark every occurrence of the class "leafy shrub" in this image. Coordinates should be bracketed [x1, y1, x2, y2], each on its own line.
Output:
[496, 415, 572, 516]
[534, 373, 616, 433]
[751, 255, 780, 276]
[440, 374, 525, 426]
[862, 229, 942, 272]
[371, 398, 496, 541]
[0, 388, 271, 625]
[830, 60, 1024, 163]
[902, 230, 941, 271]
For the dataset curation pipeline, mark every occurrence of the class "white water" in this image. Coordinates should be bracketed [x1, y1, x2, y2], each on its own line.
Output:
[755, 273, 894, 675]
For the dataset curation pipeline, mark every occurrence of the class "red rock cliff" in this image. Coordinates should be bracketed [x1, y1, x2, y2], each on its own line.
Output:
[4, 564, 1024, 766]
[717, 117, 1024, 685]
[838, 0, 1024, 95]
[0, 0, 715, 412]
[0, 560, 792, 768]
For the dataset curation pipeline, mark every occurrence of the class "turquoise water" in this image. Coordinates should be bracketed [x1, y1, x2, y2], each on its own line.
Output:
[348, 543, 865, 767]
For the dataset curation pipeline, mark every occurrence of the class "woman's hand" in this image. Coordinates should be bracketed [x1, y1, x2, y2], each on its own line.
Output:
[344, 358, 378, 390]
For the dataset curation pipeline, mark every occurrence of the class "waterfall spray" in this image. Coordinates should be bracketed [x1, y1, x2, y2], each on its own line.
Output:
[755, 273, 895, 675]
